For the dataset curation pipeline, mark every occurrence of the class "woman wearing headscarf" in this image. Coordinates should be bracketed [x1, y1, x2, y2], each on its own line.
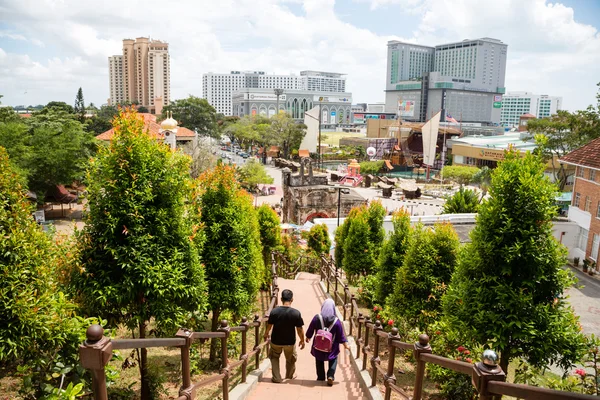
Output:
[305, 298, 350, 386]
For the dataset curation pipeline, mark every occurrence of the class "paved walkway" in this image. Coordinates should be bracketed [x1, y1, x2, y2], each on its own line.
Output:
[247, 273, 367, 400]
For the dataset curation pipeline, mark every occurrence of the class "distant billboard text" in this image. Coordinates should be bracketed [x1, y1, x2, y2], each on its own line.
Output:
[398, 100, 415, 117]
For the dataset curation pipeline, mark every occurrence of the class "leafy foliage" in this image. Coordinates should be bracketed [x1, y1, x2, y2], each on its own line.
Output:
[359, 160, 384, 175]
[442, 149, 587, 372]
[441, 165, 479, 185]
[74, 87, 85, 122]
[375, 208, 411, 304]
[257, 204, 282, 281]
[389, 223, 459, 331]
[0, 146, 96, 398]
[237, 159, 274, 192]
[342, 206, 374, 280]
[306, 224, 331, 255]
[196, 164, 263, 358]
[163, 96, 218, 138]
[443, 186, 480, 214]
[472, 166, 492, 197]
[0, 109, 96, 197]
[75, 108, 206, 331]
[365, 200, 386, 259]
[267, 113, 306, 159]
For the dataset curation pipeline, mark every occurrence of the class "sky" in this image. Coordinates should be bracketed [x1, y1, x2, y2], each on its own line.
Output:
[0, 0, 599, 111]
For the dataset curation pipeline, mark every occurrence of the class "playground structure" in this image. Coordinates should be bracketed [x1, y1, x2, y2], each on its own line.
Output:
[338, 159, 363, 187]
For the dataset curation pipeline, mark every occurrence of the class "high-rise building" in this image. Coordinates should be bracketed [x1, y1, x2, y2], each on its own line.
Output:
[500, 92, 562, 127]
[384, 38, 508, 125]
[202, 70, 346, 116]
[108, 37, 170, 112]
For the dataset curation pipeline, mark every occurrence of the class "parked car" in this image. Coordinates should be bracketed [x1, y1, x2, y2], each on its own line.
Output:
[240, 152, 249, 158]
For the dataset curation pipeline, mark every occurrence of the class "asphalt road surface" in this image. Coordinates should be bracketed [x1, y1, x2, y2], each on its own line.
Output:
[566, 266, 600, 337]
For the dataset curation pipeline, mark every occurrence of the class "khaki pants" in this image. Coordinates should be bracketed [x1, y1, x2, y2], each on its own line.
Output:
[269, 343, 297, 383]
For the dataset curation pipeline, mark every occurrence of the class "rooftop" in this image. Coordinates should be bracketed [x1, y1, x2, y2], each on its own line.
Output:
[559, 137, 600, 171]
[96, 113, 195, 141]
[449, 132, 537, 152]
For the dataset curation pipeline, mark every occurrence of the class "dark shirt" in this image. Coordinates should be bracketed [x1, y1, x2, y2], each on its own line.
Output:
[268, 305, 304, 346]
[306, 314, 347, 361]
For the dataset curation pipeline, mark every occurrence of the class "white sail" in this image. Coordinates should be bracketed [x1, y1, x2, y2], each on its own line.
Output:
[422, 111, 441, 166]
[300, 106, 320, 153]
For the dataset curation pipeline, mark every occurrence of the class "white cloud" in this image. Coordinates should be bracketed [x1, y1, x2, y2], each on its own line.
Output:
[0, 0, 598, 110]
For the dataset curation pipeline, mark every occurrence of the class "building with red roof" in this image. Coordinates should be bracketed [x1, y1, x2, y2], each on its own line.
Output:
[560, 137, 600, 265]
[96, 113, 196, 154]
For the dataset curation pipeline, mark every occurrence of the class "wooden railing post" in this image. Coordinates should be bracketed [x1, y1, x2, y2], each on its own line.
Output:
[371, 320, 383, 386]
[334, 271, 339, 305]
[79, 325, 112, 400]
[349, 294, 355, 336]
[240, 317, 250, 383]
[356, 312, 363, 359]
[383, 327, 400, 400]
[218, 320, 231, 400]
[320, 257, 325, 280]
[175, 328, 194, 399]
[473, 350, 506, 400]
[253, 314, 261, 370]
[412, 334, 432, 400]
[326, 263, 331, 294]
[343, 285, 348, 320]
[362, 317, 371, 370]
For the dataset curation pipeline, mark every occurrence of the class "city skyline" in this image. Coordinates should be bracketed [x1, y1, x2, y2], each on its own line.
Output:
[0, 0, 599, 112]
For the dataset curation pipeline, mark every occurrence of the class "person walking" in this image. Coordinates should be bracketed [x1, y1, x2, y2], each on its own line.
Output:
[263, 289, 305, 383]
[306, 298, 349, 386]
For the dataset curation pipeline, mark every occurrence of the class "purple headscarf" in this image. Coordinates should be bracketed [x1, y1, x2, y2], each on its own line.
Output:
[320, 298, 336, 320]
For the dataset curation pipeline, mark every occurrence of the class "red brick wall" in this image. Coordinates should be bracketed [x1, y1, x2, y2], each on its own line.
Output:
[572, 165, 600, 261]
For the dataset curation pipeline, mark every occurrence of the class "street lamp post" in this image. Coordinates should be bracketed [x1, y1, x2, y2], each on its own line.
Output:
[274, 88, 284, 116]
[337, 186, 351, 228]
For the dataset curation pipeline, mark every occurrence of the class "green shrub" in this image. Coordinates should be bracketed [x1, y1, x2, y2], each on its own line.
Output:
[306, 224, 331, 255]
[441, 165, 479, 185]
[357, 275, 378, 308]
[443, 186, 480, 214]
[359, 160, 384, 175]
[375, 208, 411, 304]
[388, 223, 459, 331]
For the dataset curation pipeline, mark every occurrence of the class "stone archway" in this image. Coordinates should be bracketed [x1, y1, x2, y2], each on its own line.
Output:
[305, 212, 328, 223]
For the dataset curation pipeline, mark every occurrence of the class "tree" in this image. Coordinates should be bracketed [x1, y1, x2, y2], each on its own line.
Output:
[225, 115, 270, 149]
[0, 120, 30, 182]
[268, 113, 306, 159]
[196, 164, 263, 360]
[73, 109, 206, 399]
[0, 147, 93, 398]
[189, 139, 218, 179]
[41, 101, 75, 114]
[342, 207, 374, 280]
[306, 224, 331, 255]
[365, 200, 386, 259]
[376, 208, 411, 304]
[334, 207, 362, 270]
[257, 204, 282, 278]
[472, 166, 492, 198]
[443, 149, 586, 373]
[390, 223, 459, 331]
[237, 159, 274, 192]
[163, 96, 218, 138]
[25, 110, 96, 198]
[74, 87, 85, 122]
[441, 165, 479, 185]
[359, 161, 384, 175]
[443, 187, 480, 214]
[137, 105, 149, 113]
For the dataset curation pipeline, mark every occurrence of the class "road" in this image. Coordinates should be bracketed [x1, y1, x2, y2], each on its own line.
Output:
[566, 267, 600, 336]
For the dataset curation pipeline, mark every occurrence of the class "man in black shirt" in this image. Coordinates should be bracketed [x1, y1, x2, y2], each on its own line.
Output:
[263, 289, 305, 383]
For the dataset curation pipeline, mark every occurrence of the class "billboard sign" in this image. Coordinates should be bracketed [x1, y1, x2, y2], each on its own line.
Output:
[314, 96, 352, 103]
[493, 101, 502, 108]
[322, 110, 328, 124]
[330, 111, 336, 124]
[398, 100, 415, 117]
[494, 95, 502, 102]
[245, 93, 287, 101]
[353, 113, 365, 124]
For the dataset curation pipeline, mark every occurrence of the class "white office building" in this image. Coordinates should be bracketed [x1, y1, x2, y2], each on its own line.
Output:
[500, 92, 562, 127]
[203, 70, 346, 116]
